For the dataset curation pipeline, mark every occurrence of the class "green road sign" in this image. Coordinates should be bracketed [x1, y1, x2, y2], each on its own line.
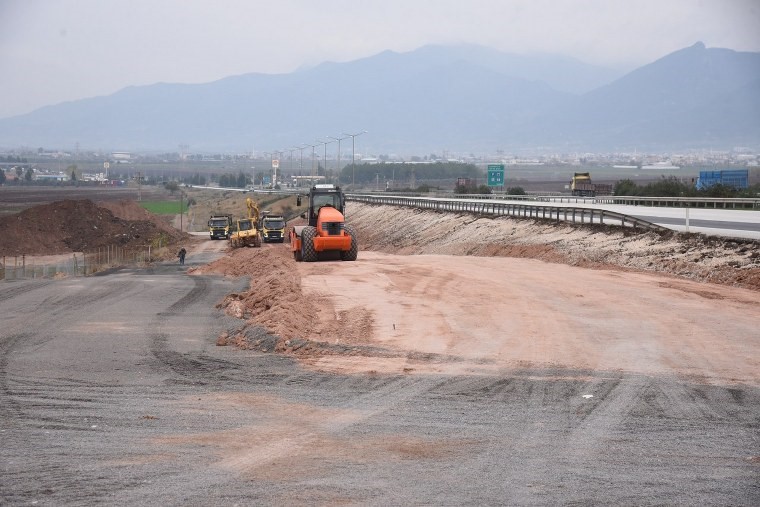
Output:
[487, 164, 505, 186]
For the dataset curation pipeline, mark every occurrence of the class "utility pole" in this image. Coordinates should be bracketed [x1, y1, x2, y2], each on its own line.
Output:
[328, 135, 348, 184]
[343, 130, 367, 189]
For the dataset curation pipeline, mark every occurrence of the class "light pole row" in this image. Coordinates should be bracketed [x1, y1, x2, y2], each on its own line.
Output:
[268, 130, 366, 188]
[343, 130, 367, 188]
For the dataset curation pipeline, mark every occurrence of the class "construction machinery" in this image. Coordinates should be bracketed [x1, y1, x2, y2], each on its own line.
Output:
[260, 211, 286, 243]
[290, 184, 358, 262]
[208, 214, 233, 240]
[229, 197, 262, 248]
[570, 172, 612, 197]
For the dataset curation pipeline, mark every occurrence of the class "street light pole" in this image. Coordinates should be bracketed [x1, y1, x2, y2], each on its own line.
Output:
[316, 139, 334, 183]
[297, 145, 306, 175]
[304, 143, 319, 184]
[343, 130, 367, 189]
[288, 147, 296, 182]
[328, 135, 348, 184]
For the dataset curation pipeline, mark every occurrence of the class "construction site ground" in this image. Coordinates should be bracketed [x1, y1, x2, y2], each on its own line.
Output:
[1, 188, 759, 504]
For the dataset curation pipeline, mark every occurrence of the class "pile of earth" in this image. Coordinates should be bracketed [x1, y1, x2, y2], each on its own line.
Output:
[0, 199, 188, 257]
[193, 246, 377, 358]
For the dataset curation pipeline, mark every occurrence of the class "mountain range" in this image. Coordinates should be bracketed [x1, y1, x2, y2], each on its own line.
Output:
[0, 42, 758, 154]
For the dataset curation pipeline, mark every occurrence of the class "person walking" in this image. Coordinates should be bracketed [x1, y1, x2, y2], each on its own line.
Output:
[177, 247, 186, 265]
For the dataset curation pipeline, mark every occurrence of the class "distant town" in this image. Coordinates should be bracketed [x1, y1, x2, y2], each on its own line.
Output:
[1, 146, 759, 194]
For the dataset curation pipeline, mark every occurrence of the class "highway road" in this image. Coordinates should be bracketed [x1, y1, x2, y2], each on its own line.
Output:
[472, 196, 760, 239]
[583, 203, 760, 239]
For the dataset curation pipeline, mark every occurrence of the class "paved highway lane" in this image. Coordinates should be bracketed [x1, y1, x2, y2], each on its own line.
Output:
[595, 204, 760, 239]
[549, 199, 760, 239]
[1, 259, 759, 504]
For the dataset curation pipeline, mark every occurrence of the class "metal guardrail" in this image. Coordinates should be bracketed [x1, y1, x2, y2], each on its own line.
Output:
[347, 194, 671, 233]
[341, 190, 759, 209]
[435, 193, 760, 209]
[591, 195, 760, 208]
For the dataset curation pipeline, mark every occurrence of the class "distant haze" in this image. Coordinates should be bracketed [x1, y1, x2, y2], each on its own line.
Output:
[1, 0, 759, 118]
[1, 42, 758, 154]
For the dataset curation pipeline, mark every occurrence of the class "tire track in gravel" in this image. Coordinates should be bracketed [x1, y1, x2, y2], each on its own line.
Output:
[159, 275, 211, 316]
[0, 280, 51, 303]
[148, 273, 248, 383]
[0, 333, 30, 427]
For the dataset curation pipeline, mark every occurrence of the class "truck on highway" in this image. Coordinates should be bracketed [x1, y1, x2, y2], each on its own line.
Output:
[570, 172, 613, 197]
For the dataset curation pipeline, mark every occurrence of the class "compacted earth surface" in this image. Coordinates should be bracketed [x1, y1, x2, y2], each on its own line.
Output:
[1, 193, 759, 504]
[199, 202, 760, 374]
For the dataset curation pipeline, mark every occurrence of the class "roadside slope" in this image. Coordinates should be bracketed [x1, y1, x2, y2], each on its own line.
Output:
[347, 202, 760, 290]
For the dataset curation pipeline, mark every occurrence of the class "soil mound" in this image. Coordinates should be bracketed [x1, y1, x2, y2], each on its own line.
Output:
[192, 246, 319, 344]
[0, 199, 186, 256]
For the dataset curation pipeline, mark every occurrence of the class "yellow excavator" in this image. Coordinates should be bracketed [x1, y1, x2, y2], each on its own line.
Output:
[229, 197, 262, 248]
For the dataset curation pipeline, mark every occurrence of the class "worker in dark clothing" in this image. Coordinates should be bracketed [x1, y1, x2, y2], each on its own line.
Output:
[178, 247, 187, 265]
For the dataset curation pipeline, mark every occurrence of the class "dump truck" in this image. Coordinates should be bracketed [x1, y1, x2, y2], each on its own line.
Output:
[570, 172, 612, 197]
[290, 184, 358, 262]
[229, 197, 262, 248]
[260, 212, 286, 243]
[208, 214, 233, 240]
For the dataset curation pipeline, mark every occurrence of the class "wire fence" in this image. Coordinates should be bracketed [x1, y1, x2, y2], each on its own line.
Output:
[1, 244, 167, 281]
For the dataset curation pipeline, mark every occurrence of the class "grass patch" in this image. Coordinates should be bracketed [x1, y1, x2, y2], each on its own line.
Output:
[139, 200, 187, 215]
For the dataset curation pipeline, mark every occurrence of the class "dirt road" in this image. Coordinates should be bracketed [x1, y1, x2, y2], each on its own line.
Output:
[296, 251, 760, 384]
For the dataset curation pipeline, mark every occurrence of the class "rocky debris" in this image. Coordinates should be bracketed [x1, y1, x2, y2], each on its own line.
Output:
[0, 199, 187, 257]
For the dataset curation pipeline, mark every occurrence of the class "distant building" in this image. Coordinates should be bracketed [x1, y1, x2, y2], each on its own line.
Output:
[35, 173, 69, 182]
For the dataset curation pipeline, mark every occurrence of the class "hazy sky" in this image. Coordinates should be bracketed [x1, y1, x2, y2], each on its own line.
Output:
[1, 0, 758, 119]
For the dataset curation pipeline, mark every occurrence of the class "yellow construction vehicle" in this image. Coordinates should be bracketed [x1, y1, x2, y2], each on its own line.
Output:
[208, 214, 233, 240]
[260, 211, 286, 243]
[229, 197, 262, 248]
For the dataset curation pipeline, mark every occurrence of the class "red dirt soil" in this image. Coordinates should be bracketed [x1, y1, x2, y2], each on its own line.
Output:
[0, 199, 187, 257]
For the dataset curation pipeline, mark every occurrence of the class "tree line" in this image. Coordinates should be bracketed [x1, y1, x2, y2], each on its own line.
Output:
[614, 176, 759, 198]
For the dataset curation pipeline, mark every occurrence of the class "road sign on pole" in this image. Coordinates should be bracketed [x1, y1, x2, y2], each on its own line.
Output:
[487, 164, 505, 187]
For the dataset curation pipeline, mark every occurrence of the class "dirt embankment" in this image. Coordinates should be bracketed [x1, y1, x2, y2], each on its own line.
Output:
[347, 202, 760, 291]
[0, 199, 188, 257]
